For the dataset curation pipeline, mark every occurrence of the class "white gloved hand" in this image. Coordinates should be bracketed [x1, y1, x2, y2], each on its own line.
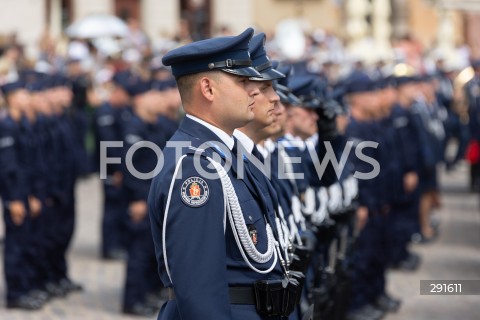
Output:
[311, 187, 328, 225]
[328, 183, 343, 214]
[343, 175, 358, 207]
[301, 187, 316, 215]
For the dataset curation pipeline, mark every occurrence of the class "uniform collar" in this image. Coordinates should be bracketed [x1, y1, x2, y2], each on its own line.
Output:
[233, 129, 255, 154]
[186, 114, 234, 150]
[256, 144, 269, 159]
[306, 133, 318, 145]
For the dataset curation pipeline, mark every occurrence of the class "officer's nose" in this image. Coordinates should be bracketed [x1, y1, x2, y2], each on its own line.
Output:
[247, 80, 261, 98]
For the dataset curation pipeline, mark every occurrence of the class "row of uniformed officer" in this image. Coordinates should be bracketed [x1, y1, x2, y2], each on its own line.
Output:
[148, 28, 306, 320]
[147, 27, 362, 320]
[92, 68, 180, 316]
[0, 74, 83, 310]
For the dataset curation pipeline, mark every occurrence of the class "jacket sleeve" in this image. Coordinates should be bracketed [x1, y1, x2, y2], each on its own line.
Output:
[149, 155, 232, 320]
[0, 123, 26, 202]
[95, 108, 123, 173]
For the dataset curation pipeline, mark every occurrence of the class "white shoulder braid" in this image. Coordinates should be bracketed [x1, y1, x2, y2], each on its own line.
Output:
[205, 157, 281, 274]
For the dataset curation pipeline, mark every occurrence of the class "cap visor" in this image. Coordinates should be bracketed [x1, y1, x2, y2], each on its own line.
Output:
[221, 67, 262, 78]
[276, 90, 289, 103]
[287, 92, 302, 105]
[250, 68, 285, 81]
[299, 97, 322, 109]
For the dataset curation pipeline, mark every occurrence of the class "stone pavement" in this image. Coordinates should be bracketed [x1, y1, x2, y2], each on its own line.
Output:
[0, 163, 479, 319]
[385, 163, 480, 320]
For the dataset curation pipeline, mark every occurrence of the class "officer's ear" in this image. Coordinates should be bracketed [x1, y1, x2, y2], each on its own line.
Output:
[199, 76, 215, 102]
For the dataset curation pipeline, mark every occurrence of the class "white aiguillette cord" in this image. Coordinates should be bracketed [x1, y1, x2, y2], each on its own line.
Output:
[162, 152, 289, 282]
[206, 157, 293, 275]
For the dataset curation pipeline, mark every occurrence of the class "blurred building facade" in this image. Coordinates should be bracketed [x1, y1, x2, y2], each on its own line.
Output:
[1, 0, 480, 58]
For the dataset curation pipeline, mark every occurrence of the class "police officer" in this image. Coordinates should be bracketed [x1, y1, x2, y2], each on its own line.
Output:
[0, 81, 42, 310]
[121, 79, 171, 316]
[148, 28, 301, 319]
[387, 74, 428, 269]
[465, 60, 480, 189]
[94, 72, 131, 260]
[43, 74, 83, 294]
[343, 72, 385, 320]
[234, 33, 307, 319]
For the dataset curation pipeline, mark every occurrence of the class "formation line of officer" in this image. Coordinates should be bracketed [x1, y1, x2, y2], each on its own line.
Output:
[147, 27, 451, 320]
[0, 27, 453, 320]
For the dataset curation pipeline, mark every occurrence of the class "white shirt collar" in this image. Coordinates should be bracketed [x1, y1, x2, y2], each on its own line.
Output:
[233, 129, 255, 154]
[284, 133, 306, 151]
[264, 138, 276, 153]
[186, 114, 234, 150]
[256, 143, 269, 159]
[307, 133, 318, 145]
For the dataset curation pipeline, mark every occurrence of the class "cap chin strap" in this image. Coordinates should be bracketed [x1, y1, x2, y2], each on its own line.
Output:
[208, 59, 252, 70]
[254, 61, 272, 73]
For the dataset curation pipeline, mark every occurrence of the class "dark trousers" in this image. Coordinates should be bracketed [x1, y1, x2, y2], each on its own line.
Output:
[123, 216, 160, 308]
[444, 112, 469, 165]
[45, 188, 76, 282]
[387, 200, 419, 265]
[25, 202, 52, 290]
[101, 183, 128, 256]
[3, 201, 32, 301]
[348, 214, 387, 311]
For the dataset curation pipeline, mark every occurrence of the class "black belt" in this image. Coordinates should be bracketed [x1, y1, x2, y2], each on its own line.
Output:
[168, 287, 256, 305]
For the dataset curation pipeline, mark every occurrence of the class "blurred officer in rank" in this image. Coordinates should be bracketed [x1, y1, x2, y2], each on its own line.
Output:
[94, 71, 132, 260]
[0, 81, 42, 310]
[121, 79, 171, 316]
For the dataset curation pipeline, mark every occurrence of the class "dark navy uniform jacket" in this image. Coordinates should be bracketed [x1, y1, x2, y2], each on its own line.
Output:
[277, 135, 309, 195]
[53, 113, 77, 200]
[345, 118, 380, 213]
[389, 104, 421, 203]
[123, 114, 169, 203]
[465, 76, 480, 140]
[410, 101, 439, 174]
[18, 116, 48, 200]
[267, 143, 297, 222]
[0, 115, 28, 203]
[93, 103, 125, 174]
[148, 117, 285, 320]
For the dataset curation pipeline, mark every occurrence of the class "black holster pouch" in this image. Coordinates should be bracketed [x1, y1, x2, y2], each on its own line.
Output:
[315, 222, 336, 244]
[289, 271, 306, 304]
[254, 275, 304, 317]
[290, 245, 312, 273]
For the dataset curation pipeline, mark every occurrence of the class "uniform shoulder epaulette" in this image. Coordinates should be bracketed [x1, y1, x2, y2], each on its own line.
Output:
[393, 116, 409, 128]
[185, 145, 206, 156]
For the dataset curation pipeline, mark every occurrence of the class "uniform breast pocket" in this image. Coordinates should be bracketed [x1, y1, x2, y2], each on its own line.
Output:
[228, 199, 270, 262]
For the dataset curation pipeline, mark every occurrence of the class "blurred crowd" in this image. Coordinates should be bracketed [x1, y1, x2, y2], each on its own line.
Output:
[0, 18, 478, 319]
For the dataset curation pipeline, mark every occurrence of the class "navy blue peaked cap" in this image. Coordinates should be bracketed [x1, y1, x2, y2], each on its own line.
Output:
[271, 61, 301, 105]
[162, 28, 261, 78]
[112, 71, 141, 93]
[395, 75, 417, 87]
[128, 80, 152, 97]
[19, 69, 42, 85]
[1, 81, 25, 96]
[48, 74, 72, 88]
[248, 33, 284, 81]
[345, 71, 376, 94]
[151, 78, 177, 91]
[380, 75, 398, 89]
[26, 80, 46, 92]
[276, 63, 293, 87]
[289, 75, 322, 109]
